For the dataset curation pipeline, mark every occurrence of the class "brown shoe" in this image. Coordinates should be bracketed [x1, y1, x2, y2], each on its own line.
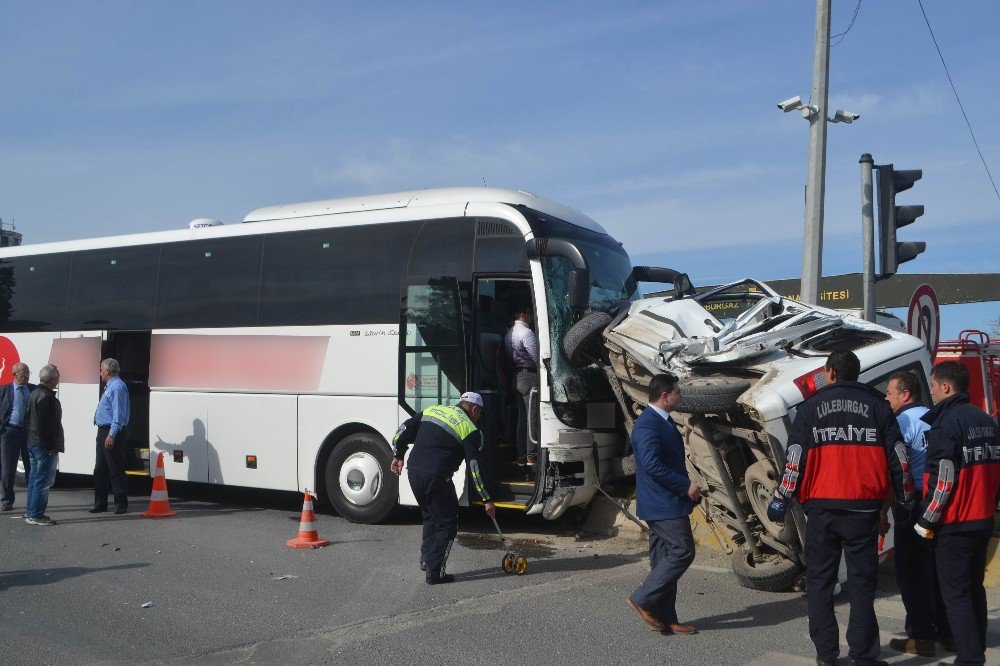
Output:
[888, 637, 935, 657]
[627, 598, 666, 631]
[666, 622, 698, 635]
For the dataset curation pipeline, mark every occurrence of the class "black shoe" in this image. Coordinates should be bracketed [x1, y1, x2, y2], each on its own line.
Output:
[816, 660, 835, 666]
[1, 504, 13, 512]
[88, 506, 108, 514]
[849, 659, 888, 666]
[114, 506, 127, 515]
[426, 572, 455, 585]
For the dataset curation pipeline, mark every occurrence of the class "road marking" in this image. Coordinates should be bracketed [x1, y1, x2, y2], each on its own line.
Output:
[192, 560, 649, 662]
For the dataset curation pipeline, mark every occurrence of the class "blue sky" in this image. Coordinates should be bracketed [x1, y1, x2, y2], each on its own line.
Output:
[1, 1, 997, 338]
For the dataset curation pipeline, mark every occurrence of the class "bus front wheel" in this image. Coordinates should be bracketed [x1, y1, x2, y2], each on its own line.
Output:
[325, 433, 398, 524]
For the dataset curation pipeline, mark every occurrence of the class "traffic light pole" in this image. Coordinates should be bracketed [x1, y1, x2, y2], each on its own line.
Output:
[800, 0, 831, 305]
[860, 154, 876, 322]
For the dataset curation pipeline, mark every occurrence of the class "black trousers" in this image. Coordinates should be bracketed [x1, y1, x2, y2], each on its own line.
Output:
[408, 470, 459, 576]
[630, 517, 695, 624]
[805, 508, 880, 662]
[0, 425, 30, 508]
[936, 528, 991, 666]
[94, 426, 128, 510]
[892, 504, 950, 641]
[514, 370, 539, 459]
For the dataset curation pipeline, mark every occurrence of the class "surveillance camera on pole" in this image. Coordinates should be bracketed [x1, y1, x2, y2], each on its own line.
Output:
[830, 110, 861, 124]
[778, 96, 804, 112]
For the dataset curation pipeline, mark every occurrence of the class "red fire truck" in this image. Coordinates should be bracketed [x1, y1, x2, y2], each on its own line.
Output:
[935, 330, 1000, 421]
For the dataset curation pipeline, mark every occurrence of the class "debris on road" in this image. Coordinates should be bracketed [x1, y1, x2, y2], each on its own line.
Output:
[140, 602, 155, 609]
[272, 574, 299, 581]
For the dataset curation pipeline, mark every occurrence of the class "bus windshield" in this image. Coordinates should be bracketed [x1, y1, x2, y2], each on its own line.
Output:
[523, 210, 638, 428]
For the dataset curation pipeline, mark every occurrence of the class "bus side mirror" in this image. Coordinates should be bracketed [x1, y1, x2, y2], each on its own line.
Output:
[568, 269, 590, 311]
[674, 273, 694, 298]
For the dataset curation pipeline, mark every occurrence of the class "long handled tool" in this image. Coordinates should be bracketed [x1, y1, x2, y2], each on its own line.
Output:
[592, 483, 648, 533]
[490, 514, 528, 575]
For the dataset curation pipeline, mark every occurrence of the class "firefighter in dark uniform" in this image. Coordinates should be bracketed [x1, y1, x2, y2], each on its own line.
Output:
[390, 392, 495, 584]
[914, 361, 1000, 666]
[767, 350, 914, 666]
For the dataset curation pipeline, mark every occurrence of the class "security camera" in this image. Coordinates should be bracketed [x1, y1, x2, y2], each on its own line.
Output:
[777, 96, 804, 112]
[831, 109, 861, 124]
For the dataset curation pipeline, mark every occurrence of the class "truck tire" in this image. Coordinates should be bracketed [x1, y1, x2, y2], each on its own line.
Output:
[744, 461, 793, 542]
[730, 547, 803, 592]
[562, 312, 612, 368]
[325, 432, 398, 524]
[675, 377, 750, 413]
[609, 454, 636, 478]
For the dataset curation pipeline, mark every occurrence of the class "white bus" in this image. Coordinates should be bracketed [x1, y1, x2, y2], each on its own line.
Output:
[0, 188, 636, 522]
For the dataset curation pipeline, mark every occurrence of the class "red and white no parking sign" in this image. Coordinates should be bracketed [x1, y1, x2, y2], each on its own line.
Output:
[907, 284, 940, 360]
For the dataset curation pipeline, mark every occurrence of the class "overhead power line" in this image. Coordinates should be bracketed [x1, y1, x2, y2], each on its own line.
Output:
[917, 0, 1000, 204]
[830, 0, 862, 47]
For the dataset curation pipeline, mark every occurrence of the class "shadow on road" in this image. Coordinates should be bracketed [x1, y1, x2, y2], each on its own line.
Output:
[0, 562, 148, 592]
[694, 593, 808, 631]
[457, 551, 643, 581]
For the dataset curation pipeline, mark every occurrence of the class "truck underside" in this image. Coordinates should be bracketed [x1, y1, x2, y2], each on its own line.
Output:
[564, 279, 913, 591]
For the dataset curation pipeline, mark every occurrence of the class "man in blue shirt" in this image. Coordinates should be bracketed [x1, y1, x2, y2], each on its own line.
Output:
[90, 358, 131, 515]
[884, 370, 952, 657]
[0, 363, 36, 511]
[627, 373, 701, 635]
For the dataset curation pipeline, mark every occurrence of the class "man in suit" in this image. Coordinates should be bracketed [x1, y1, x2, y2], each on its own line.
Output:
[627, 372, 701, 634]
[0, 362, 36, 511]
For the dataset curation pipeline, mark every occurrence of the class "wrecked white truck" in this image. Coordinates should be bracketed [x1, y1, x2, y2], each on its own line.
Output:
[563, 276, 931, 591]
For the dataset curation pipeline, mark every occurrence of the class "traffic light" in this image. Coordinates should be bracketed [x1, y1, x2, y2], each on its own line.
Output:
[877, 164, 925, 277]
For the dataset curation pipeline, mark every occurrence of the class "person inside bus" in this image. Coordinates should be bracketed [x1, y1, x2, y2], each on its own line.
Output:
[505, 303, 539, 466]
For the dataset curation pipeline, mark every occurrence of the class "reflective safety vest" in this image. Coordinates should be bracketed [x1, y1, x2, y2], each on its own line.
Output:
[420, 404, 479, 444]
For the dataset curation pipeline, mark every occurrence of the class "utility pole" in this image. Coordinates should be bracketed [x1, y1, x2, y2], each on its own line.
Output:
[800, 0, 831, 305]
[860, 154, 875, 322]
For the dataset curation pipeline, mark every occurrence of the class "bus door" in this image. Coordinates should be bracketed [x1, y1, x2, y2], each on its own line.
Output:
[399, 276, 468, 501]
[103, 331, 151, 476]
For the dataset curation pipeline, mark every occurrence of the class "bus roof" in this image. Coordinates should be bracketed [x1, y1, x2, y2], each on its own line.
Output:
[0, 187, 608, 258]
[244, 187, 607, 234]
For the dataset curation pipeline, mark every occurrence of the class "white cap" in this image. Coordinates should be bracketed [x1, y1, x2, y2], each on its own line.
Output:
[460, 392, 484, 407]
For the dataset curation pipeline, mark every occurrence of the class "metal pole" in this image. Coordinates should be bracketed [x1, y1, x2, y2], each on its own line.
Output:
[800, 0, 831, 305]
[860, 154, 876, 322]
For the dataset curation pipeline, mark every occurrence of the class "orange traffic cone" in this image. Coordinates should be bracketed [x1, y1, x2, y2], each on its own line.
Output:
[286, 490, 329, 549]
[141, 452, 177, 518]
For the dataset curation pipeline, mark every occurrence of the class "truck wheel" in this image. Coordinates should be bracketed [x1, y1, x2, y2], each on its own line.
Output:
[675, 377, 750, 413]
[744, 461, 794, 542]
[325, 432, 398, 524]
[609, 455, 636, 478]
[562, 312, 612, 368]
[730, 546, 803, 592]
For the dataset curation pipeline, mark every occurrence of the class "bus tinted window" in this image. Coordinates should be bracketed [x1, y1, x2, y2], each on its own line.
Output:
[260, 222, 420, 325]
[0, 255, 70, 331]
[408, 219, 473, 279]
[156, 237, 262, 328]
[67, 246, 158, 330]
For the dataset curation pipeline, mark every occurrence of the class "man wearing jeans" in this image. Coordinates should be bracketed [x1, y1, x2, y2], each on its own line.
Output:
[24, 364, 63, 526]
[91, 358, 130, 515]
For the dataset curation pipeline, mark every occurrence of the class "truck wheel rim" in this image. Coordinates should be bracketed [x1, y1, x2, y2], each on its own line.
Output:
[338, 452, 382, 507]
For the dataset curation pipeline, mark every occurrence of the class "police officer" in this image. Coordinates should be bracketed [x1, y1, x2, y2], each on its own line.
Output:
[390, 392, 495, 584]
[914, 361, 1000, 666]
[768, 350, 914, 666]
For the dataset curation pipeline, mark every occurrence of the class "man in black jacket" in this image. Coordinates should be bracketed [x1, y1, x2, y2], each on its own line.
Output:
[915, 361, 1000, 666]
[24, 364, 63, 526]
[768, 350, 914, 666]
[0, 362, 36, 511]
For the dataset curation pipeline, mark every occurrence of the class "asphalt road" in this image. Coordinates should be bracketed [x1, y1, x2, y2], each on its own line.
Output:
[2, 480, 999, 665]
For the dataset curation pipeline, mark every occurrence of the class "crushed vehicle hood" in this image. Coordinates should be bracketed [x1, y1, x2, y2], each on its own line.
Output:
[607, 278, 910, 376]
